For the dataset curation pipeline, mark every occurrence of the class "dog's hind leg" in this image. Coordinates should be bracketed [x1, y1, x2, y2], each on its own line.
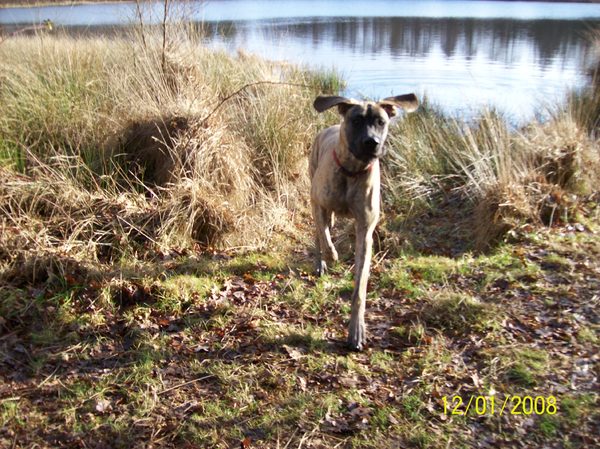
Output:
[313, 204, 338, 276]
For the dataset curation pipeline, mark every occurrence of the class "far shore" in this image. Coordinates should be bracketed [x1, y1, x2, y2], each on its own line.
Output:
[1, 0, 599, 9]
[0, 0, 131, 8]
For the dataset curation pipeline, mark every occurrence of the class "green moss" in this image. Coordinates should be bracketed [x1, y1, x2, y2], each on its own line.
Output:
[420, 291, 500, 334]
[538, 414, 559, 438]
[381, 265, 424, 299]
[405, 256, 459, 284]
[504, 349, 549, 387]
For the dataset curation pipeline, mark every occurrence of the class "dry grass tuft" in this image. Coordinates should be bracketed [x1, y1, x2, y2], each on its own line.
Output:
[472, 182, 535, 250]
[472, 115, 598, 248]
[117, 115, 193, 186]
[0, 26, 340, 282]
[384, 98, 599, 252]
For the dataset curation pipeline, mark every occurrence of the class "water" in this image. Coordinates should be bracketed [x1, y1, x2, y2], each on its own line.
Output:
[2, 0, 599, 121]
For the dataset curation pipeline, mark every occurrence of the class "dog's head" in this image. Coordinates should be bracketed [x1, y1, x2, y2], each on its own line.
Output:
[314, 94, 418, 162]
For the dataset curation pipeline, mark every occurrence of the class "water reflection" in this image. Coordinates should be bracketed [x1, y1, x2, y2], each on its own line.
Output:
[203, 17, 594, 69]
[200, 16, 597, 120]
[2, 0, 598, 120]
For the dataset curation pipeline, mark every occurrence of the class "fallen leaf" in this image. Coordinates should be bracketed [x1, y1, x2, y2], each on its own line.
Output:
[282, 345, 305, 360]
[297, 376, 307, 391]
[338, 376, 359, 388]
[95, 399, 111, 414]
[233, 290, 246, 300]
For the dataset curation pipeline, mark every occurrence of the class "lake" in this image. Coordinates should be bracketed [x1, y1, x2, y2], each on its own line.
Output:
[2, 0, 600, 121]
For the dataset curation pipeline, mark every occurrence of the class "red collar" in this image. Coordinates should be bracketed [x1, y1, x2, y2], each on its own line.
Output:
[333, 150, 373, 177]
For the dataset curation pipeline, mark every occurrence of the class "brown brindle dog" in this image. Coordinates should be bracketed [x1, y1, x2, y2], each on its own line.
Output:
[310, 93, 418, 350]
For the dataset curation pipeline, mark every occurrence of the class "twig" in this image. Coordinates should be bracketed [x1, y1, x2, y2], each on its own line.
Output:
[37, 365, 60, 389]
[161, 0, 170, 73]
[157, 374, 214, 396]
[201, 81, 311, 125]
[281, 428, 298, 449]
[297, 421, 320, 449]
[0, 20, 52, 46]
[134, 0, 147, 51]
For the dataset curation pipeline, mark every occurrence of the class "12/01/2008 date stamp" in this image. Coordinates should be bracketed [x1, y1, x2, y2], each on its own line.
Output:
[442, 395, 557, 416]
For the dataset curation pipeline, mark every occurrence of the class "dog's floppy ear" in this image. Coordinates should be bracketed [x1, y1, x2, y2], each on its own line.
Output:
[379, 93, 419, 118]
[314, 95, 358, 115]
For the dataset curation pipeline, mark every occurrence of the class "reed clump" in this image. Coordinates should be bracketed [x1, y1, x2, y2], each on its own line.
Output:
[0, 27, 341, 284]
[383, 99, 599, 251]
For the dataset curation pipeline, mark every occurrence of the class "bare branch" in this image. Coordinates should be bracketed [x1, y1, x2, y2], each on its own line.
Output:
[201, 81, 311, 124]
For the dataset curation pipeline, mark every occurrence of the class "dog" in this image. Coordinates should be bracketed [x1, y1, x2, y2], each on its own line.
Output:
[309, 93, 418, 350]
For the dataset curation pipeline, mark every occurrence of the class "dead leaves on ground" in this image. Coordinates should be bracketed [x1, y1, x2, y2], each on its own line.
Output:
[1, 226, 599, 448]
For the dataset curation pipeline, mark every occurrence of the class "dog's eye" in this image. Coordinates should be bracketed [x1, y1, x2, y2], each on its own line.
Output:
[352, 116, 363, 126]
[377, 118, 385, 126]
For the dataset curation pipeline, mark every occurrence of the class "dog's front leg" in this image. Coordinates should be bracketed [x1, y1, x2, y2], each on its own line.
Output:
[347, 220, 376, 350]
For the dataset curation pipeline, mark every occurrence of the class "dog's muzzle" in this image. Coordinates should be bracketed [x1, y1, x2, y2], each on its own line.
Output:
[362, 136, 380, 154]
[350, 135, 385, 162]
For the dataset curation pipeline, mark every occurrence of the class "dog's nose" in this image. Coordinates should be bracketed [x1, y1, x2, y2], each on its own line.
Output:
[362, 136, 380, 152]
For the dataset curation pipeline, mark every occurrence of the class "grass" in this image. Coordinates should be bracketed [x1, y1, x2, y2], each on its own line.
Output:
[0, 21, 599, 449]
[1, 228, 599, 447]
[382, 100, 599, 252]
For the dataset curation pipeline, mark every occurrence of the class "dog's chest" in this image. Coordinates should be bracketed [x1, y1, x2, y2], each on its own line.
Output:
[320, 173, 379, 218]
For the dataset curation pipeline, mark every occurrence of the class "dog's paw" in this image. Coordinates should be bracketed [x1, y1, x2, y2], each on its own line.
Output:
[315, 260, 327, 277]
[347, 320, 367, 351]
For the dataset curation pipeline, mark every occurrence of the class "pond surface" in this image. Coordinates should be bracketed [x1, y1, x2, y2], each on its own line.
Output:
[2, 0, 600, 121]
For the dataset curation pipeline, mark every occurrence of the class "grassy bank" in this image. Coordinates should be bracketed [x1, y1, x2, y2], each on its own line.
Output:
[1, 27, 599, 449]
